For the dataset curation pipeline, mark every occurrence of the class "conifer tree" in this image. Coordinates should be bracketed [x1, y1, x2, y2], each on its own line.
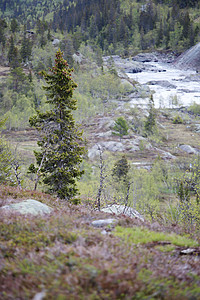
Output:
[29, 50, 84, 200]
[144, 94, 156, 135]
[112, 155, 130, 184]
[0, 119, 13, 184]
[112, 117, 129, 141]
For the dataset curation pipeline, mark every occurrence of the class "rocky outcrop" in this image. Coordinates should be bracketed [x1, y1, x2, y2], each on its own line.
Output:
[1, 199, 53, 216]
[101, 204, 144, 221]
[174, 42, 200, 70]
[132, 52, 175, 64]
[87, 135, 151, 159]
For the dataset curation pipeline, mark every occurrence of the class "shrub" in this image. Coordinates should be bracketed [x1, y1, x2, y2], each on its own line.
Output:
[173, 115, 183, 124]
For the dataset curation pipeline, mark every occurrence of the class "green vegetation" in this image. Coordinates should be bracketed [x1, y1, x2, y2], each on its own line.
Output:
[114, 226, 198, 247]
[173, 115, 184, 124]
[112, 117, 129, 140]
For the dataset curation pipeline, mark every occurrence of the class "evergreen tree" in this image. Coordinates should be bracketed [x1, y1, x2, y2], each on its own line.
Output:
[20, 28, 32, 63]
[0, 119, 13, 184]
[0, 19, 7, 48]
[144, 95, 156, 135]
[112, 155, 130, 184]
[112, 117, 129, 140]
[10, 18, 19, 33]
[29, 50, 85, 200]
[7, 35, 21, 68]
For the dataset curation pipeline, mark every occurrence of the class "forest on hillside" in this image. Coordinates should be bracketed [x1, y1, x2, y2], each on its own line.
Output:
[1, 0, 200, 130]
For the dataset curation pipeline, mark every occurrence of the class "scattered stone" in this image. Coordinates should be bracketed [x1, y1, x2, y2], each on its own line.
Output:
[101, 204, 144, 222]
[91, 218, 118, 228]
[179, 144, 200, 155]
[32, 291, 46, 300]
[1, 199, 53, 216]
[180, 249, 196, 255]
[194, 124, 200, 133]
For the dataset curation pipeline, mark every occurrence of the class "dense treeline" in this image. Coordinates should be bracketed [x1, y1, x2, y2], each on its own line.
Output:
[1, 0, 200, 55]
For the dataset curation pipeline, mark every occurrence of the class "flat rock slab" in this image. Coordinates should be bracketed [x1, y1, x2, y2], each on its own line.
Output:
[1, 199, 53, 216]
[101, 204, 144, 222]
[91, 218, 118, 228]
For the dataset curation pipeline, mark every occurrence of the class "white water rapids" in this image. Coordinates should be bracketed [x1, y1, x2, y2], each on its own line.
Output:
[127, 61, 200, 108]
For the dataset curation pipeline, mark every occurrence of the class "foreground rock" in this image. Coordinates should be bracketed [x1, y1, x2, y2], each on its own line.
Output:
[101, 204, 144, 221]
[91, 218, 118, 228]
[1, 199, 53, 216]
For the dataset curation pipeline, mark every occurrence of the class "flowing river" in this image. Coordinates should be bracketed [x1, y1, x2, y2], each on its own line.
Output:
[127, 61, 200, 108]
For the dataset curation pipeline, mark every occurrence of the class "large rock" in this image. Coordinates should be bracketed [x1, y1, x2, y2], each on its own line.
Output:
[179, 144, 200, 155]
[174, 42, 200, 70]
[101, 204, 144, 222]
[1, 199, 53, 216]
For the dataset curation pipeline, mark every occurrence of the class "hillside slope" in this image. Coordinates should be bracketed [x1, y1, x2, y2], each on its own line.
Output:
[0, 186, 200, 299]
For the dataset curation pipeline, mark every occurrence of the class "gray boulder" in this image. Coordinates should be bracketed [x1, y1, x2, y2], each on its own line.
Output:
[52, 39, 60, 46]
[101, 204, 144, 221]
[91, 218, 118, 228]
[1, 199, 53, 216]
[179, 144, 200, 155]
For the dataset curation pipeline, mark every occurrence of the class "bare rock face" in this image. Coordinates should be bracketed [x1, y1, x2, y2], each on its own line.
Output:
[174, 42, 200, 70]
[1, 199, 53, 216]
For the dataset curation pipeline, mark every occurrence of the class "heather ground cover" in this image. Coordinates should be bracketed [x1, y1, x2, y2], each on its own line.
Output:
[0, 187, 199, 299]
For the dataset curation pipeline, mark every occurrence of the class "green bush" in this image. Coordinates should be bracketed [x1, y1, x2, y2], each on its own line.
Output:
[188, 102, 200, 115]
[172, 115, 183, 124]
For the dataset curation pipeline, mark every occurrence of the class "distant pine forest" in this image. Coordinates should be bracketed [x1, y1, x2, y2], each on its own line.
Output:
[1, 0, 200, 57]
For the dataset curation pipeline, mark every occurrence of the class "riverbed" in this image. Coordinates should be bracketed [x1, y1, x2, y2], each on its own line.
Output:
[127, 61, 200, 108]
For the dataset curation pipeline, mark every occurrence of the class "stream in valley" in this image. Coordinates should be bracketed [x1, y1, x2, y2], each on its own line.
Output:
[127, 60, 200, 108]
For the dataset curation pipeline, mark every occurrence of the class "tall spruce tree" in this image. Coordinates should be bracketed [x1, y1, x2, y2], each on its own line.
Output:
[29, 49, 84, 200]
